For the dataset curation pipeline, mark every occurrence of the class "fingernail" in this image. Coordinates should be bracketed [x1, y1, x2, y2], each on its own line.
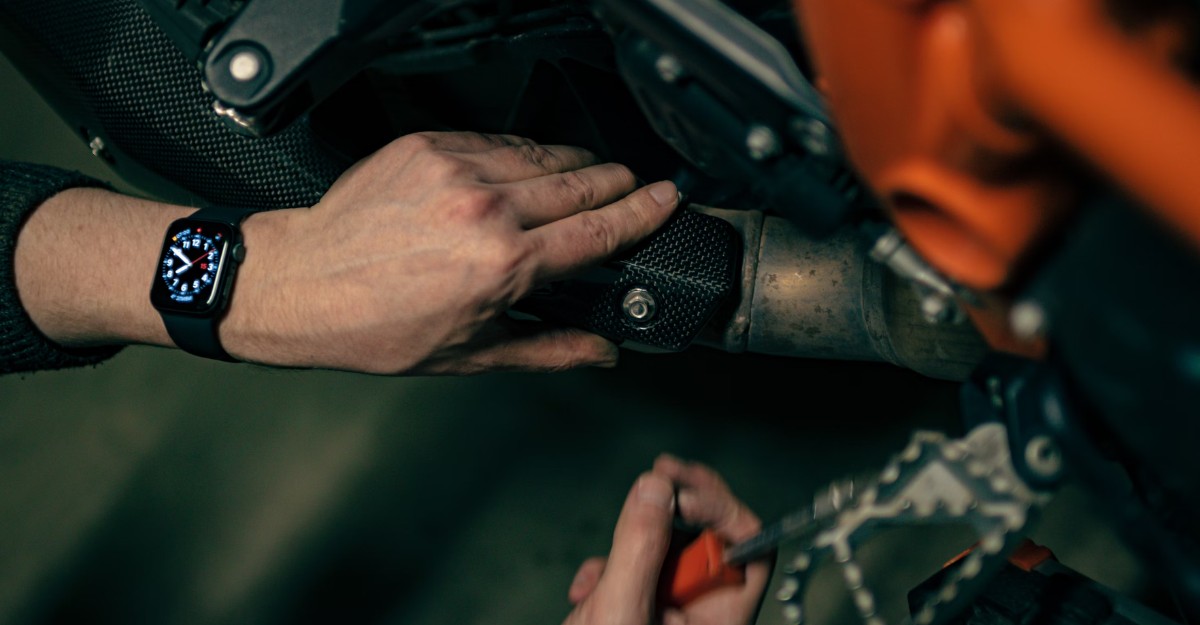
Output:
[637, 474, 676, 511]
[569, 565, 593, 591]
[591, 343, 619, 369]
[647, 180, 679, 207]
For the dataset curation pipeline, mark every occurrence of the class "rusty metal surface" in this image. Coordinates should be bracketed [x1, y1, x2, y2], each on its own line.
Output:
[695, 207, 988, 381]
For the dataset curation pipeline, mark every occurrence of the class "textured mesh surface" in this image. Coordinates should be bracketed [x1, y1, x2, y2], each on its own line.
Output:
[1, 0, 349, 210]
[593, 209, 741, 350]
[516, 209, 741, 351]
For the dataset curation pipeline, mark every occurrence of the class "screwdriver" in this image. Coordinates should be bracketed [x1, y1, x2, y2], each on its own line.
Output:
[657, 475, 866, 608]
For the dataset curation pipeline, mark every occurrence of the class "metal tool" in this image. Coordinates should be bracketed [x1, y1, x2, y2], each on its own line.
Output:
[660, 423, 1055, 625]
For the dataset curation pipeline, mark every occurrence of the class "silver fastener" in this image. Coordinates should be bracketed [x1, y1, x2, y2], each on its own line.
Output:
[88, 136, 107, 158]
[229, 49, 263, 82]
[655, 54, 685, 84]
[622, 288, 657, 323]
[1024, 435, 1063, 479]
[1009, 300, 1048, 341]
[800, 119, 832, 156]
[921, 293, 955, 324]
[212, 100, 262, 136]
[746, 125, 781, 161]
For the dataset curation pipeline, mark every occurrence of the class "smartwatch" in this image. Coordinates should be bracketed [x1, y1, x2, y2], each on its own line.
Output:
[150, 205, 255, 362]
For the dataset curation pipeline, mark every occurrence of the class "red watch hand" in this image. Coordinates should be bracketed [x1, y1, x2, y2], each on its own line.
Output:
[185, 251, 214, 268]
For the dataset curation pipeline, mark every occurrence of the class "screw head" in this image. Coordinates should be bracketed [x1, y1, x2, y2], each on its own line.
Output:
[746, 125, 781, 161]
[1009, 300, 1047, 341]
[655, 54, 684, 84]
[800, 119, 832, 156]
[229, 49, 263, 82]
[622, 288, 657, 323]
[1024, 435, 1063, 479]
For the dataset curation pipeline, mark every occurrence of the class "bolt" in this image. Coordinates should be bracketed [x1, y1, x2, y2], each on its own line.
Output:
[88, 136, 107, 158]
[655, 54, 684, 84]
[920, 293, 955, 325]
[1009, 300, 1047, 341]
[212, 100, 262, 137]
[229, 49, 263, 82]
[622, 288, 657, 323]
[800, 119, 832, 156]
[746, 125, 781, 161]
[1024, 435, 1063, 479]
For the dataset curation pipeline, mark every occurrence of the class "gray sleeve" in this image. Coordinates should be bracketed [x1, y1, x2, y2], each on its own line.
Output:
[1, 159, 123, 374]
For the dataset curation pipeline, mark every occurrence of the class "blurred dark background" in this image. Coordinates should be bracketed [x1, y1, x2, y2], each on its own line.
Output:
[0, 55, 1152, 625]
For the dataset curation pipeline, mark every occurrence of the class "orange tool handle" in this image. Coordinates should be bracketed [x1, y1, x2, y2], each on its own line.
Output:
[657, 529, 747, 609]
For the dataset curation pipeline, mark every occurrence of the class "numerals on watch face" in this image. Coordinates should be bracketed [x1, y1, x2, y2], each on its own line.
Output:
[150, 219, 236, 314]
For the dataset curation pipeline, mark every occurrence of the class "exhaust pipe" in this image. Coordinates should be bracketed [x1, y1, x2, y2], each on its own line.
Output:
[693, 207, 989, 382]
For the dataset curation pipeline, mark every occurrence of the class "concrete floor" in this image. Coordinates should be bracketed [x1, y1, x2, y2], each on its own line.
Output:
[0, 55, 1156, 625]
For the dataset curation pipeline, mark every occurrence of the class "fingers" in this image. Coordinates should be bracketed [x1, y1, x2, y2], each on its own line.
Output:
[568, 557, 607, 605]
[500, 163, 639, 228]
[654, 454, 762, 543]
[400, 132, 602, 184]
[461, 143, 603, 184]
[416, 323, 620, 375]
[406, 131, 537, 153]
[591, 472, 677, 622]
[530, 180, 680, 283]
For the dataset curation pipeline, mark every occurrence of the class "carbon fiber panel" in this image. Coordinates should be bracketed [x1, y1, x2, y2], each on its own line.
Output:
[514, 209, 741, 351]
[0, 0, 349, 209]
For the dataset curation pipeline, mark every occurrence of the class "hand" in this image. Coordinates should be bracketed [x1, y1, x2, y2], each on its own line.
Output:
[563, 455, 771, 625]
[222, 131, 680, 375]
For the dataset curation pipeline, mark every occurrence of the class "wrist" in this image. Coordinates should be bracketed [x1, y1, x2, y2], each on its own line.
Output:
[216, 206, 305, 366]
[14, 187, 190, 348]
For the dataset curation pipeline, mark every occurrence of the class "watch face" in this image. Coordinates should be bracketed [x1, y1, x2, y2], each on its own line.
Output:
[150, 219, 236, 314]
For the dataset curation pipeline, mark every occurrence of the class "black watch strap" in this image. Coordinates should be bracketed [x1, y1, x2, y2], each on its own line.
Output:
[160, 205, 256, 363]
[168, 312, 237, 362]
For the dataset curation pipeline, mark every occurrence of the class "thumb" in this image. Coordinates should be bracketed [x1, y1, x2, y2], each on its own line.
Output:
[592, 472, 677, 621]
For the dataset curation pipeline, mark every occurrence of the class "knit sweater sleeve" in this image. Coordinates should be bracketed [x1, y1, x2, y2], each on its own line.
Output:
[1, 159, 124, 374]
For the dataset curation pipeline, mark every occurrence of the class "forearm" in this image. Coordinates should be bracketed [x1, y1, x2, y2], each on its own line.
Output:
[14, 186, 191, 348]
[9, 131, 676, 376]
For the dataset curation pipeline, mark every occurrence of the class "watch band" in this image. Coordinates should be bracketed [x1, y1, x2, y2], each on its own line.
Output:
[159, 205, 256, 363]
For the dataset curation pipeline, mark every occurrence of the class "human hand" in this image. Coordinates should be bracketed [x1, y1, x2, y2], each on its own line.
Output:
[563, 455, 771, 625]
[222, 131, 680, 375]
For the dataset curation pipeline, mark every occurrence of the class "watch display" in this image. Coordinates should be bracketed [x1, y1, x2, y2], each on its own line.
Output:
[150, 219, 238, 314]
